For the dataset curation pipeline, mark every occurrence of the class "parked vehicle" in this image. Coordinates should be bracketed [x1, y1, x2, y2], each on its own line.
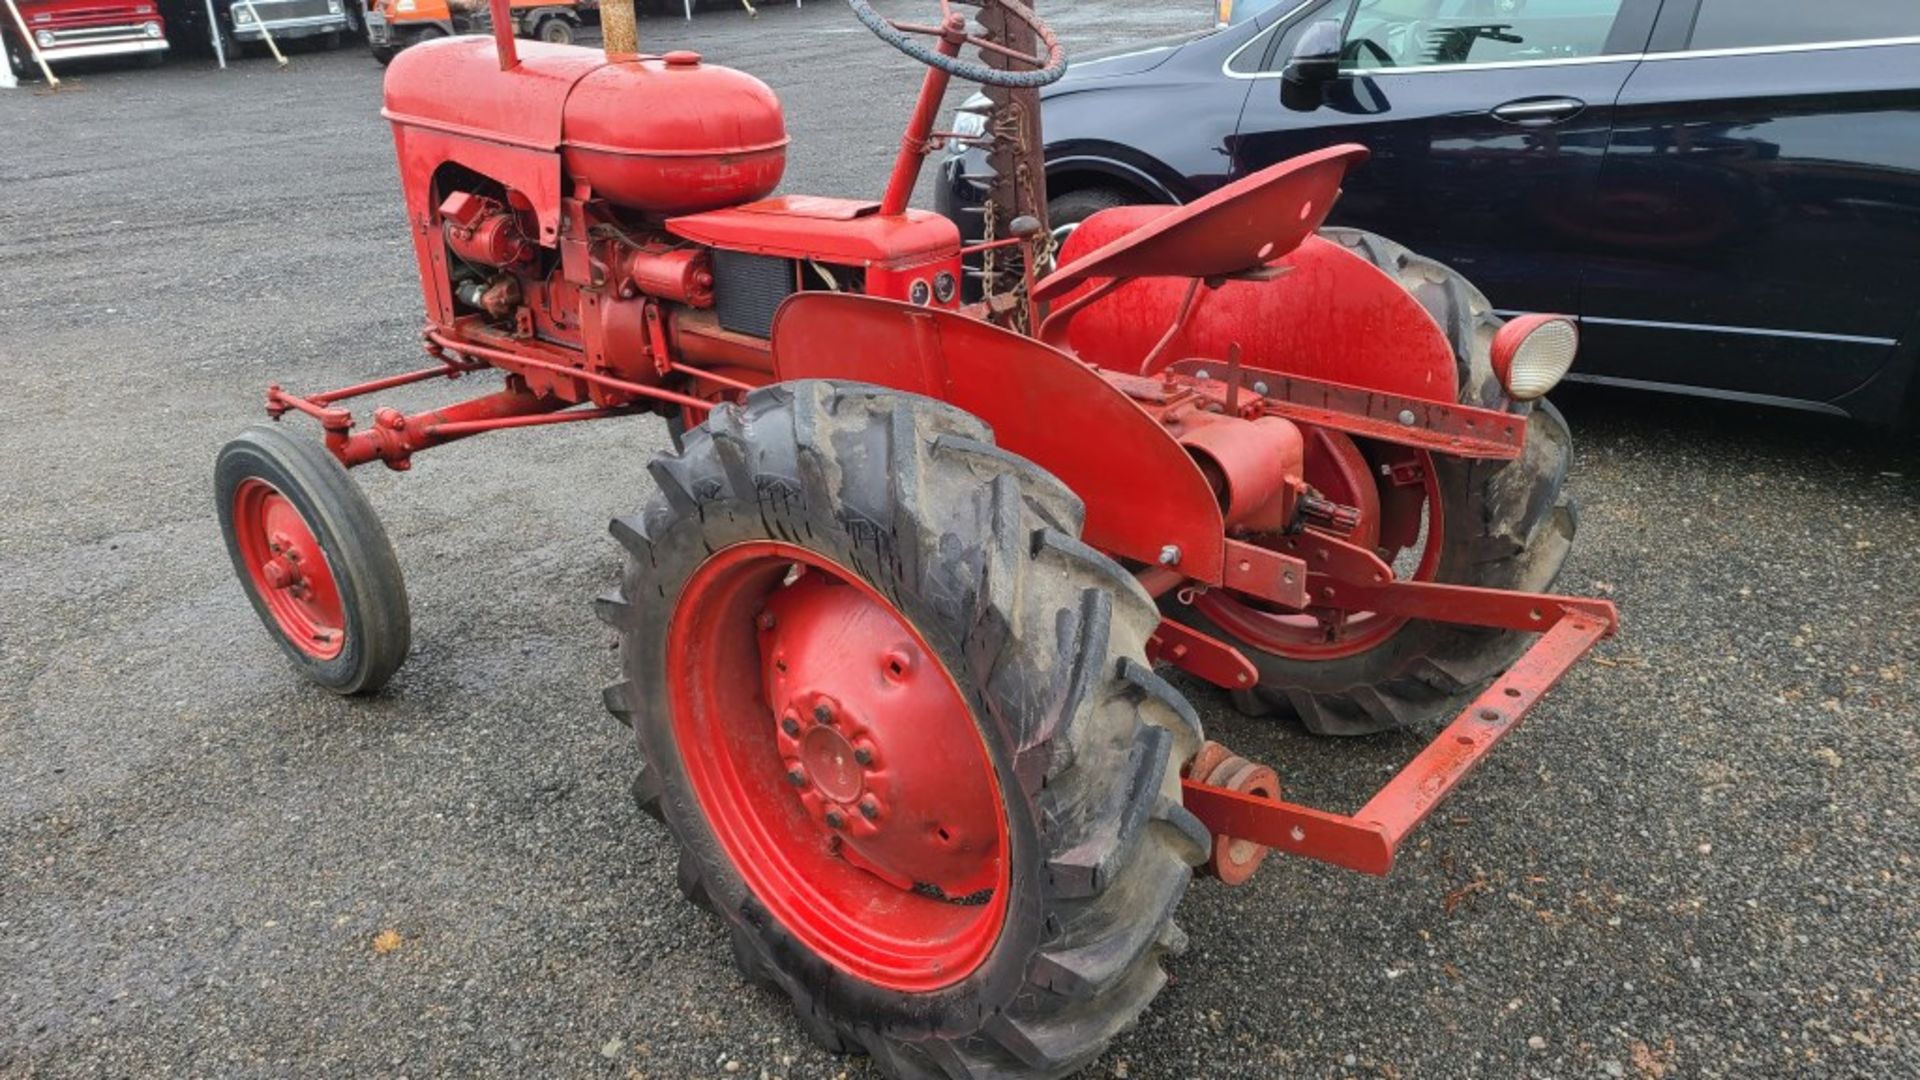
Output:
[156, 0, 352, 59]
[3, 0, 167, 78]
[228, 0, 351, 49]
[364, 0, 579, 65]
[939, 0, 1920, 425]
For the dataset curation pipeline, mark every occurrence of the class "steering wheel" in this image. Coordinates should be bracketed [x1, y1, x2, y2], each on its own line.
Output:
[846, 0, 1067, 88]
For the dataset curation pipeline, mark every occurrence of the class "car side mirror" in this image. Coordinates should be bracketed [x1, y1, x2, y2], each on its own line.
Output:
[1280, 20, 1344, 112]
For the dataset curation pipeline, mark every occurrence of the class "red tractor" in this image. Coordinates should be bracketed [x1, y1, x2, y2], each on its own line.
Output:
[215, 1, 1617, 1074]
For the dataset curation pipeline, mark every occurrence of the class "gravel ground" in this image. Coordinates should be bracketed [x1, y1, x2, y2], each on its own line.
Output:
[3, 4, 1917, 1078]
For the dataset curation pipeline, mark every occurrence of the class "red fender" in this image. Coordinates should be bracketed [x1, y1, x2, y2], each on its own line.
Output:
[1052, 219, 1462, 404]
[770, 294, 1228, 584]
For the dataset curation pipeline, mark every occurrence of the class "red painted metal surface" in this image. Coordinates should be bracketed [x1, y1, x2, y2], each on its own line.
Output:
[1268, 528, 1618, 631]
[1146, 618, 1259, 692]
[384, 39, 787, 217]
[668, 541, 1009, 991]
[1168, 359, 1527, 461]
[1033, 144, 1369, 303]
[1182, 605, 1616, 876]
[1183, 742, 1282, 886]
[770, 293, 1230, 584]
[230, 479, 346, 661]
[668, 198, 962, 268]
[1054, 231, 1462, 402]
[1196, 448, 1443, 661]
[879, 18, 963, 217]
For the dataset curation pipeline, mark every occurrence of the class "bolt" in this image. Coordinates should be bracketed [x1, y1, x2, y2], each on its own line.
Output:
[786, 767, 806, 787]
[858, 798, 879, 820]
[1195, 369, 1211, 381]
[1158, 545, 1182, 567]
[853, 747, 873, 767]
[812, 702, 835, 725]
[1252, 380, 1269, 396]
[1397, 409, 1417, 426]
[780, 715, 800, 736]
[756, 612, 776, 631]
[824, 810, 845, 830]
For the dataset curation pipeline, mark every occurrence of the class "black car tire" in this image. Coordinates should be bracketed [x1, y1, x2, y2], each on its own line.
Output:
[1048, 186, 1137, 240]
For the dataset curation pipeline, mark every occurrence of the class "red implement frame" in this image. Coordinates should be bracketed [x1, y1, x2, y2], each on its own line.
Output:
[1180, 550, 1619, 876]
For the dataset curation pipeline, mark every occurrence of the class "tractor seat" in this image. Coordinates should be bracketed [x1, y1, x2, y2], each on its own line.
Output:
[1030, 143, 1370, 304]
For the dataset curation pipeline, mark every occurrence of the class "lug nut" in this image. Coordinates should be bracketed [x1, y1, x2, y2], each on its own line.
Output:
[853, 747, 873, 766]
[786, 767, 806, 787]
[812, 702, 835, 725]
[780, 714, 801, 736]
[824, 810, 845, 830]
[858, 798, 879, 820]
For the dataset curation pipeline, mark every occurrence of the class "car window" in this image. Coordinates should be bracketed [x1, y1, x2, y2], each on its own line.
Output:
[1342, 0, 1631, 70]
[1229, 0, 1343, 73]
[1689, 0, 1919, 51]
[1221, 0, 1289, 26]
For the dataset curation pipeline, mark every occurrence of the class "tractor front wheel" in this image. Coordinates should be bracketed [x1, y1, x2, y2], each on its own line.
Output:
[600, 382, 1207, 1078]
[215, 426, 410, 695]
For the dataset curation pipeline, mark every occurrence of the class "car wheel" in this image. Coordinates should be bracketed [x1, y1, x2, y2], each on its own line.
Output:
[1047, 187, 1139, 246]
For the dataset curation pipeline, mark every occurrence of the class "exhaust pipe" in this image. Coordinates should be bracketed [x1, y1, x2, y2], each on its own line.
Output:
[602, 0, 638, 58]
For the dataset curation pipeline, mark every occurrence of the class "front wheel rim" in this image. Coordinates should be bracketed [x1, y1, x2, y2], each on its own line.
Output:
[231, 478, 346, 660]
[666, 541, 1010, 992]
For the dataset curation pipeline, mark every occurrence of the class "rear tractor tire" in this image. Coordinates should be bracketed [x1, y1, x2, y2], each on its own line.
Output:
[599, 382, 1208, 1079]
[1164, 229, 1579, 736]
[215, 426, 410, 695]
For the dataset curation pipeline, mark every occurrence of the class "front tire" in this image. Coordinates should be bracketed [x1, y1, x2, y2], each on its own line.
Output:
[215, 426, 410, 695]
[599, 382, 1207, 1078]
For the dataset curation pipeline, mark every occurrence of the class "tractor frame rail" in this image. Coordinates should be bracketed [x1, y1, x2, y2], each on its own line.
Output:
[1180, 597, 1617, 877]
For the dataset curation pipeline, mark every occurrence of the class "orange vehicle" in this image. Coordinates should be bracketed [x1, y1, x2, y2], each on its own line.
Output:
[362, 0, 579, 64]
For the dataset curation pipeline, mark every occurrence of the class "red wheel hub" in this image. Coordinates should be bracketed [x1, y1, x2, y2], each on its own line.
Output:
[231, 478, 345, 660]
[667, 542, 1010, 991]
[1196, 433, 1443, 660]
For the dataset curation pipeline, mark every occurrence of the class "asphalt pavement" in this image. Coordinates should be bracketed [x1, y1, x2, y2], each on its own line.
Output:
[2, 4, 1917, 1078]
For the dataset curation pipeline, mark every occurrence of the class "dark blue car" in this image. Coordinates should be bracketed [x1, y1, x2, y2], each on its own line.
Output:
[938, 0, 1920, 425]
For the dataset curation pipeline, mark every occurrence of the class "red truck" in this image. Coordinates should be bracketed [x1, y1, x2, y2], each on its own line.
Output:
[3, 0, 168, 78]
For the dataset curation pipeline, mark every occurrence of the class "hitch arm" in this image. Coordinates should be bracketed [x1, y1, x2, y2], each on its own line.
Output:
[1181, 603, 1615, 876]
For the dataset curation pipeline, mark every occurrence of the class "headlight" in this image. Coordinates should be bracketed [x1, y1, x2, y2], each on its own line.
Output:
[144, 20, 162, 37]
[35, 29, 54, 46]
[948, 90, 991, 145]
[234, 8, 253, 22]
[1491, 315, 1579, 401]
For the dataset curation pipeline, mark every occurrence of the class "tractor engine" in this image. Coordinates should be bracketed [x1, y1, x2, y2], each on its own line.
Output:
[384, 38, 967, 417]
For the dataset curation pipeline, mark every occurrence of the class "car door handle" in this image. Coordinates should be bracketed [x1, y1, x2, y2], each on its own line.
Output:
[1491, 97, 1587, 125]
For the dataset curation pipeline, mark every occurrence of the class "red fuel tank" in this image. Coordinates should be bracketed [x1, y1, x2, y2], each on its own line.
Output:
[384, 40, 787, 217]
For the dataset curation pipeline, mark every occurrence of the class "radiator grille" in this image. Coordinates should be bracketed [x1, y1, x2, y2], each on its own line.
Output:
[712, 249, 795, 339]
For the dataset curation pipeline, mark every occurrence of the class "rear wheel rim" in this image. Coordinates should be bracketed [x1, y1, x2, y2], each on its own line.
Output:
[231, 478, 346, 660]
[667, 541, 1010, 992]
[1196, 441, 1444, 660]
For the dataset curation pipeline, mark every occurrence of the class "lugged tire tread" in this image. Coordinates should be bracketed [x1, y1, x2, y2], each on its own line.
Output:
[1167, 228, 1580, 736]
[611, 381, 1205, 1080]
